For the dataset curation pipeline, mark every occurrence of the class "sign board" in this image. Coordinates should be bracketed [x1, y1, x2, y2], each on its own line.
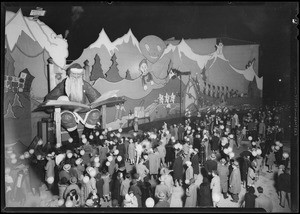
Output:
[30, 10, 46, 17]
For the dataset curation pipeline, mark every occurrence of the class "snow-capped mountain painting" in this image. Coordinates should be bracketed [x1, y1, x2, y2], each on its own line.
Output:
[89, 28, 116, 56]
[5, 9, 68, 69]
[113, 29, 142, 53]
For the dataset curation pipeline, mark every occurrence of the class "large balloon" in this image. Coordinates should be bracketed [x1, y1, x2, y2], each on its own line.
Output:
[139, 35, 167, 63]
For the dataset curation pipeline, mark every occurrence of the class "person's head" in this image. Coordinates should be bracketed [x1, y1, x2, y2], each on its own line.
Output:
[125, 173, 131, 180]
[247, 186, 255, 194]
[257, 186, 264, 194]
[212, 170, 218, 177]
[65, 63, 84, 102]
[284, 168, 290, 174]
[129, 190, 134, 197]
[111, 199, 119, 207]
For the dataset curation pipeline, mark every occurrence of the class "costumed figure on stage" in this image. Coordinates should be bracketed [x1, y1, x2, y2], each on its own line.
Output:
[44, 63, 102, 147]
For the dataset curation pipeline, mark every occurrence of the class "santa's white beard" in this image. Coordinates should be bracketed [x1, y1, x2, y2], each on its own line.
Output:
[65, 77, 83, 103]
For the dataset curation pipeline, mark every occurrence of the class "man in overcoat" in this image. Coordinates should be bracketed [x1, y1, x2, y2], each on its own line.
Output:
[229, 161, 241, 203]
[217, 158, 229, 199]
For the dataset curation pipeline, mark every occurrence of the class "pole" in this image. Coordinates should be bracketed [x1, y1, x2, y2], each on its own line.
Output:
[180, 75, 182, 119]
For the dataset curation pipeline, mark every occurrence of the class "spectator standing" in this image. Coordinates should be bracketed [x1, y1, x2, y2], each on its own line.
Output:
[229, 161, 241, 203]
[255, 186, 273, 212]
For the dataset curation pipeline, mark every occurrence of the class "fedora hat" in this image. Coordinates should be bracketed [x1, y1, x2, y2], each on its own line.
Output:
[63, 164, 71, 171]
[210, 153, 216, 160]
[157, 191, 166, 199]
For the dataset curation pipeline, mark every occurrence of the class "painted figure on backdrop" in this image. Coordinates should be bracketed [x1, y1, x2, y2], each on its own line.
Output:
[139, 59, 154, 91]
[44, 63, 102, 146]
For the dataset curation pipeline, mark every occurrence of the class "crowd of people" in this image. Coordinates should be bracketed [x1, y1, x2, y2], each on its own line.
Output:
[5, 104, 291, 210]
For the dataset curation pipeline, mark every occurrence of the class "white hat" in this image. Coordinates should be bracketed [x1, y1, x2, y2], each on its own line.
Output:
[145, 197, 155, 207]
[248, 136, 253, 141]
[24, 152, 30, 158]
[223, 148, 229, 154]
[47, 176, 54, 184]
[83, 175, 90, 183]
[228, 134, 234, 139]
[94, 156, 100, 163]
[55, 154, 66, 166]
[63, 164, 71, 171]
[82, 138, 87, 144]
[11, 159, 17, 164]
[106, 161, 111, 166]
[67, 152, 73, 159]
[283, 152, 289, 158]
[117, 156, 122, 162]
[256, 149, 262, 155]
[37, 139, 43, 145]
[229, 152, 235, 159]
[75, 158, 83, 165]
[114, 150, 119, 155]
[10, 153, 16, 159]
[68, 138, 73, 143]
[29, 149, 34, 154]
[107, 156, 113, 162]
[228, 147, 233, 153]
[185, 161, 192, 166]
[88, 168, 96, 177]
[80, 150, 85, 156]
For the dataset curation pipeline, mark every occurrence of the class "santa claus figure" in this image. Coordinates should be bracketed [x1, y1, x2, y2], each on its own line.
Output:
[44, 63, 102, 146]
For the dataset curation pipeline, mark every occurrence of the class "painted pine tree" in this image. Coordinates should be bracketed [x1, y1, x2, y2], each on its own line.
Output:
[90, 54, 106, 82]
[125, 69, 134, 80]
[105, 53, 123, 82]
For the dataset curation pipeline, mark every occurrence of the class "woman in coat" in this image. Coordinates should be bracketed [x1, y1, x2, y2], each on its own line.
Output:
[266, 146, 276, 173]
[173, 151, 184, 182]
[247, 162, 256, 188]
[136, 158, 149, 182]
[95, 173, 104, 200]
[170, 179, 184, 207]
[217, 158, 229, 199]
[129, 179, 142, 207]
[198, 177, 213, 207]
[128, 140, 136, 165]
[148, 148, 160, 180]
[229, 161, 241, 203]
[184, 178, 198, 207]
[165, 140, 175, 168]
[101, 168, 111, 202]
[211, 170, 221, 207]
[240, 186, 257, 208]
[191, 149, 200, 176]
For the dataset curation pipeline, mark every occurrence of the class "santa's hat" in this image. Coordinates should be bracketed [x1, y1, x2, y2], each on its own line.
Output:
[66, 63, 84, 75]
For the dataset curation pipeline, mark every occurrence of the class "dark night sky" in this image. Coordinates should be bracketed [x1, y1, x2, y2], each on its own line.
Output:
[3, 2, 298, 103]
